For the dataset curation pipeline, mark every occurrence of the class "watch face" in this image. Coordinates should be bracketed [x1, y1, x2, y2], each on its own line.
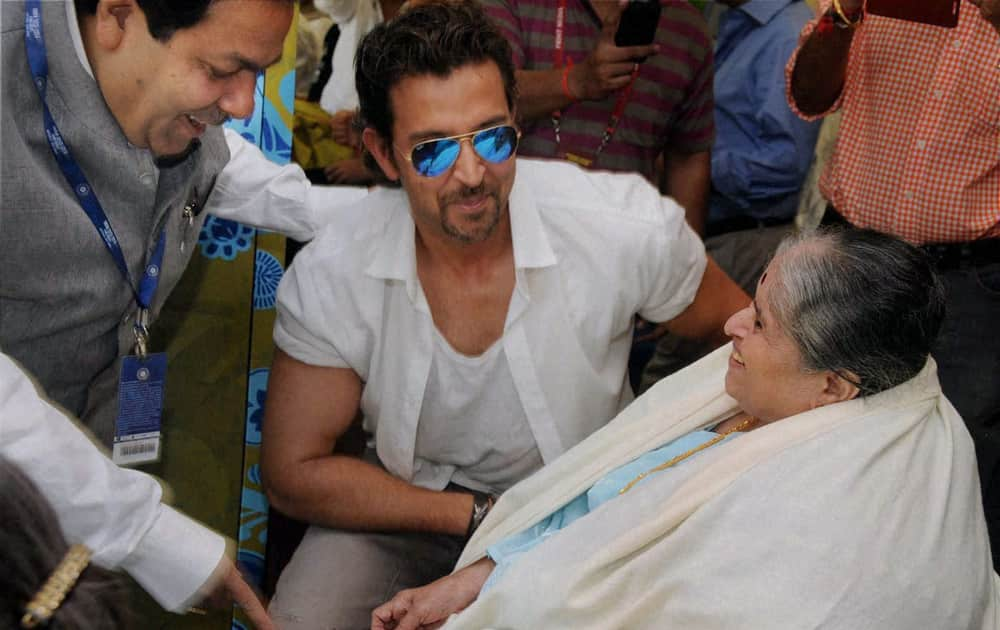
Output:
[865, 0, 960, 28]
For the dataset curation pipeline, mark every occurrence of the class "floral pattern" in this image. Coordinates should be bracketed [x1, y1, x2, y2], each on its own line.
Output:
[253, 251, 284, 310]
[198, 216, 256, 260]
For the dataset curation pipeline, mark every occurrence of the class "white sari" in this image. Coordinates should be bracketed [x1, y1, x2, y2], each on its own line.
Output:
[448, 345, 999, 629]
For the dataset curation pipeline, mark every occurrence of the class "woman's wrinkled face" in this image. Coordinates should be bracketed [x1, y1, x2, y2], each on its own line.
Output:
[723, 257, 830, 423]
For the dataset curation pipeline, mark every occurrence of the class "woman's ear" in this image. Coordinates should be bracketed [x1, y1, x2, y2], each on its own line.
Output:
[813, 371, 861, 408]
[362, 128, 400, 182]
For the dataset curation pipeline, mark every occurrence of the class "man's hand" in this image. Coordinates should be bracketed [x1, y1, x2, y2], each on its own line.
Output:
[568, 3, 658, 101]
[325, 156, 373, 185]
[371, 560, 494, 630]
[970, 0, 1000, 36]
[199, 557, 275, 630]
[330, 109, 360, 148]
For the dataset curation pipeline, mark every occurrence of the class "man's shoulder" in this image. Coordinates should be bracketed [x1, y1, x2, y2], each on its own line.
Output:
[515, 158, 682, 230]
[658, 0, 712, 46]
[291, 186, 405, 276]
[772, 1, 816, 33]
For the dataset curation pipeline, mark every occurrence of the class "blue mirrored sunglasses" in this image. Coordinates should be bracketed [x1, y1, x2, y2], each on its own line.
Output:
[400, 124, 520, 177]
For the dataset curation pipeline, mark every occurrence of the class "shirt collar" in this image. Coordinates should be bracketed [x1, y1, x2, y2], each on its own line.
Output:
[65, 0, 96, 79]
[365, 165, 558, 290]
[736, 0, 794, 25]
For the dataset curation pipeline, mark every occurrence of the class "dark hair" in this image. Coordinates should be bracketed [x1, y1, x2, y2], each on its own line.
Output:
[355, 0, 518, 149]
[768, 227, 946, 396]
[0, 457, 130, 629]
[74, 0, 294, 41]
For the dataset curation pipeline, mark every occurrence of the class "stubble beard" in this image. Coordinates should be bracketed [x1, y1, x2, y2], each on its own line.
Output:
[439, 184, 502, 244]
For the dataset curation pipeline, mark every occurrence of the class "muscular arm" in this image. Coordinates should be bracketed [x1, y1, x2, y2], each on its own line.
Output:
[661, 149, 710, 237]
[663, 256, 749, 346]
[789, 1, 862, 116]
[260, 349, 473, 535]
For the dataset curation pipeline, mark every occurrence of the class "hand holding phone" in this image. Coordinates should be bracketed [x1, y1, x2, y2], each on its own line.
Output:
[567, 1, 659, 102]
[615, 0, 661, 47]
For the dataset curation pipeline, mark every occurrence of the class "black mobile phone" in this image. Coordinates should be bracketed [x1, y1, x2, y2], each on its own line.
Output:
[615, 0, 662, 47]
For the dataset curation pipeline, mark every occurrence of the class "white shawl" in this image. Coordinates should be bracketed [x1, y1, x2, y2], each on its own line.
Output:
[449, 344, 999, 629]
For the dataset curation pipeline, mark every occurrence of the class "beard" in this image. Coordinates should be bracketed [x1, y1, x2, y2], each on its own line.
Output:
[438, 183, 502, 243]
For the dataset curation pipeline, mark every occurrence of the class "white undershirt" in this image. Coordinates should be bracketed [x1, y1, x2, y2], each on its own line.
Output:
[414, 329, 543, 496]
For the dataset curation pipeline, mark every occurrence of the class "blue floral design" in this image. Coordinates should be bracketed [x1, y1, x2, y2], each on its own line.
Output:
[198, 216, 255, 260]
[245, 368, 269, 445]
[258, 108, 292, 163]
[225, 73, 265, 144]
[248, 463, 263, 486]
[253, 251, 284, 310]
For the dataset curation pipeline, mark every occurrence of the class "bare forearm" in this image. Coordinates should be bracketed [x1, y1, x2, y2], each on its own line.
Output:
[790, 18, 856, 116]
[516, 68, 576, 122]
[666, 256, 749, 345]
[265, 455, 473, 536]
[662, 150, 710, 238]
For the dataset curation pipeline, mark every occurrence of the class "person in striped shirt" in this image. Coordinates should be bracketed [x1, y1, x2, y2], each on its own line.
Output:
[480, 0, 715, 235]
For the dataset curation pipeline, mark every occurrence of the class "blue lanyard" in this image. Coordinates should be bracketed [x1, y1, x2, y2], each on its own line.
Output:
[24, 0, 165, 321]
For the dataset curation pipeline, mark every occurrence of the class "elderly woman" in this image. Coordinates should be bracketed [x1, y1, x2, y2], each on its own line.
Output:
[372, 228, 1000, 630]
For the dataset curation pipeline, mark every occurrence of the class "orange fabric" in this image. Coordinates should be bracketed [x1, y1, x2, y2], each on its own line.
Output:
[786, 0, 1000, 245]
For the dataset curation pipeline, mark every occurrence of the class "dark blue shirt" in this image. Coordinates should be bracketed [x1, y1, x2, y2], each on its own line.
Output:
[709, 0, 821, 224]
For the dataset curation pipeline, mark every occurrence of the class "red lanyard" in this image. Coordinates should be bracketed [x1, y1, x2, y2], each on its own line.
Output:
[551, 0, 638, 168]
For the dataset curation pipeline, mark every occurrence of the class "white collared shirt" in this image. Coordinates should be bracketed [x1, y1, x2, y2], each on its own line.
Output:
[274, 158, 707, 485]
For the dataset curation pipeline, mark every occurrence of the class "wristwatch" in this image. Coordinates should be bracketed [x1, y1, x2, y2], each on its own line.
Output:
[466, 491, 496, 539]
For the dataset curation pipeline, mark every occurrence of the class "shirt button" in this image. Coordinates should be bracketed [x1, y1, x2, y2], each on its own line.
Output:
[933, 89, 944, 99]
[139, 172, 155, 186]
[904, 190, 915, 200]
[915, 139, 926, 149]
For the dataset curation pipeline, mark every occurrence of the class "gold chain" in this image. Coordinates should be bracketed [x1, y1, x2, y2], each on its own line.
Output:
[618, 416, 758, 495]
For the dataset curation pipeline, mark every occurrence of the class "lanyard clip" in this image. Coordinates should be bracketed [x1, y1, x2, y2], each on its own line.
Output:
[133, 308, 150, 359]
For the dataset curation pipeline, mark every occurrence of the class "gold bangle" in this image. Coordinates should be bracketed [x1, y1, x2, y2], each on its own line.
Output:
[21, 544, 92, 628]
[832, 0, 863, 29]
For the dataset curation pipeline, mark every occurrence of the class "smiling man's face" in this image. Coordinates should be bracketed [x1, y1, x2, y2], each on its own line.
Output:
[100, 0, 291, 158]
[367, 60, 518, 247]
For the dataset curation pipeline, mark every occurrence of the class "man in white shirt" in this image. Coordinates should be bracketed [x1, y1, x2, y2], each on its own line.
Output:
[0, 352, 273, 627]
[261, 4, 749, 629]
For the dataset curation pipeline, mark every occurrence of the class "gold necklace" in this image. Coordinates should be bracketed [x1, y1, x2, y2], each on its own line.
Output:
[618, 416, 759, 495]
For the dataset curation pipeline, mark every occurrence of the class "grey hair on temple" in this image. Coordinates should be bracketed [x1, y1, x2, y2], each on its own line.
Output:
[766, 227, 946, 396]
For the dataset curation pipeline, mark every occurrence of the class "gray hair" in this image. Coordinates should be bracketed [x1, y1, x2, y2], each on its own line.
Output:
[766, 227, 946, 396]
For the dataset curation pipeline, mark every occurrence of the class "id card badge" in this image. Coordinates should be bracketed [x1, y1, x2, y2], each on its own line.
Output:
[866, 0, 961, 28]
[113, 353, 167, 466]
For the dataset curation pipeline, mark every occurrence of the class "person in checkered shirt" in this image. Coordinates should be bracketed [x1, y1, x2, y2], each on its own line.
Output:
[786, 0, 1000, 566]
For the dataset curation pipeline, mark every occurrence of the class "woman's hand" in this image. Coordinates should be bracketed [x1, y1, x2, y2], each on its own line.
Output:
[371, 558, 495, 630]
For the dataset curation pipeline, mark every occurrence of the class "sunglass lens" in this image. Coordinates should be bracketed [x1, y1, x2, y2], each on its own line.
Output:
[411, 139, 460, 177]
[473, 126, 517, 164]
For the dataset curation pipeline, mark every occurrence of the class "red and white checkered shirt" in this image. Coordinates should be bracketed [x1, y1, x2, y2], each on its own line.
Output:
[786, 0, 1000, 245]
